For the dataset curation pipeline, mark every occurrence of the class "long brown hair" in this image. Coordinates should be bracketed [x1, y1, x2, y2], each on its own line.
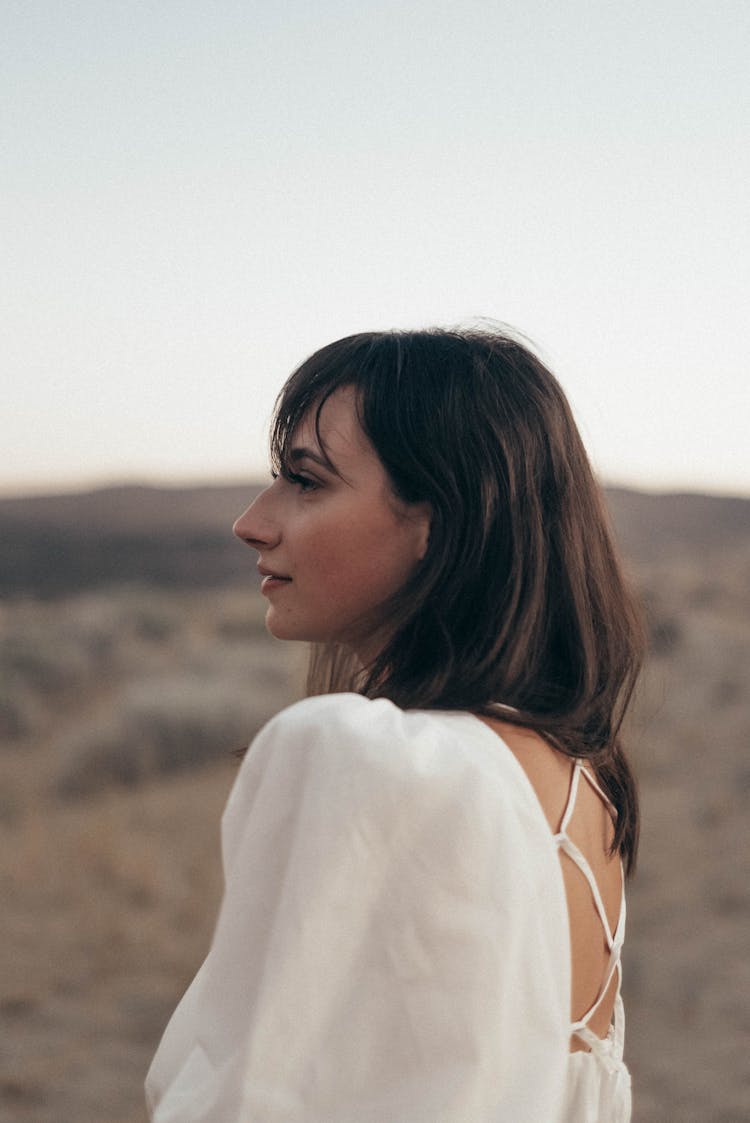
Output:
[271, 325, 645, 875]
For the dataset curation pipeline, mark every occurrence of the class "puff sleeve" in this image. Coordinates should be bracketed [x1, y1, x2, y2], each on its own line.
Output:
[146, 694, 570, 1122]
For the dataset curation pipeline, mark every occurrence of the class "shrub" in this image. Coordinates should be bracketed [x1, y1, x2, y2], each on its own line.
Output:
[54, 668, 294, 800]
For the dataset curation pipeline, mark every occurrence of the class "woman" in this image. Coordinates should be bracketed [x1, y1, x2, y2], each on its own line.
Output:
[146, 326, 644, 1122]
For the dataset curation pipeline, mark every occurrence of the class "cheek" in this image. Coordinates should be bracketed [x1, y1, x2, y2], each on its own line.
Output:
[318, 517, 420, 604]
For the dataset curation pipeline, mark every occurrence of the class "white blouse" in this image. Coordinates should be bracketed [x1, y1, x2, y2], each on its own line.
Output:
[146, 693, 631, 1122]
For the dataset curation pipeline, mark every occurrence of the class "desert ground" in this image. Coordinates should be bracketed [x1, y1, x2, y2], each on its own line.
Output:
[0, 485, 748, 1122]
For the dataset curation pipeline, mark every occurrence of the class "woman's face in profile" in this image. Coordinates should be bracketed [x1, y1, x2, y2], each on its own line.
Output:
[233, 385, 431, 659]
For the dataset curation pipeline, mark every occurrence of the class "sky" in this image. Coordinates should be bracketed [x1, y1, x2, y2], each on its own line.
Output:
[2, 0, 749, 497]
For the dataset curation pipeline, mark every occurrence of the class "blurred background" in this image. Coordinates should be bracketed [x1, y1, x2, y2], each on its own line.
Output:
[1, 3, 748, 1120]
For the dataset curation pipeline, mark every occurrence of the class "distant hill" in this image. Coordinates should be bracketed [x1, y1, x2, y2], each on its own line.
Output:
[0, 482, 748, 597]
[0, 483, 259, 534]
[604, 488, 750, 563]
[0, 484, 261, 597]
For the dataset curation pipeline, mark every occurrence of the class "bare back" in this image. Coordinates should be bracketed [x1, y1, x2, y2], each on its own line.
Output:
[477, 716, 624, 1053]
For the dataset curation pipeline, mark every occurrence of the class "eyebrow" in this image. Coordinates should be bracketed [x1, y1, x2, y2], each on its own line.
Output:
[288, 446, 338, 474]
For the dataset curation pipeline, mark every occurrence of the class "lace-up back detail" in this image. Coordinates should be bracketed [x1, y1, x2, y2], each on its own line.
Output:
[478, 714, 633, 1117]
[555, 760, 626, 1064]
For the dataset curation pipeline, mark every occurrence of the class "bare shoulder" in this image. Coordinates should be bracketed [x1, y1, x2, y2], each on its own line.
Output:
[477, 715, 618, 869]
[476, 716, 573, 833]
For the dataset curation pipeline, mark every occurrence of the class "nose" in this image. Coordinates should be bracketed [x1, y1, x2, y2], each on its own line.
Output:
[232, 490, 281, 550]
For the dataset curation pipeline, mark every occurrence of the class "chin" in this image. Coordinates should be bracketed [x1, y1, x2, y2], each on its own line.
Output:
[265, 609, 320, 644]
[264, 606, 378, 651]
[265, 617, 298, 642]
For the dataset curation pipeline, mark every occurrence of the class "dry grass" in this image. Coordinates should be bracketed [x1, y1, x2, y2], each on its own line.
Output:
[619, 549, 750, 1122]
[1, 766, 235, 1123]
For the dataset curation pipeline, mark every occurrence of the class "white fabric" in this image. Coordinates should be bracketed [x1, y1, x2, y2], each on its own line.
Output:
[146, 693, 631, 1122]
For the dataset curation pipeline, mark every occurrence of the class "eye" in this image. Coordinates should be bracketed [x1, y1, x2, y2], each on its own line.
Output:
[287, 471, 319, 493]
[275, 466, 320, 493]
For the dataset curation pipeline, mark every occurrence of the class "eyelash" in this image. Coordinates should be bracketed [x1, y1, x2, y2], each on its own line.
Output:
[272, 469, 319, 493]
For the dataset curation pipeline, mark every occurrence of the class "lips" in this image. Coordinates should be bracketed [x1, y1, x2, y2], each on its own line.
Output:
[260, 576, 291, 596]
[258, 565, 292, 595]
[258, 565, 291, 581]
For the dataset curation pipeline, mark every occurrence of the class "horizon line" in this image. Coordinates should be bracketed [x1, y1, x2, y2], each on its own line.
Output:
[0, 473, 748, 503]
